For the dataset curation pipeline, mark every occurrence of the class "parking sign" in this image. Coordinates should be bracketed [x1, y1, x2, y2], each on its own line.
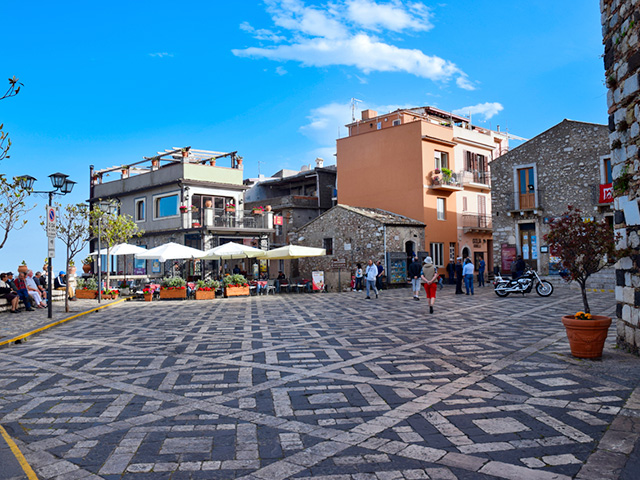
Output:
[46, 206, 57, 238]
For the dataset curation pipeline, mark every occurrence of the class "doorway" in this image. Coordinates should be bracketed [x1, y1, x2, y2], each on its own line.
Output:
[462, 246, 470, 259]
[519, 223, 537, 270]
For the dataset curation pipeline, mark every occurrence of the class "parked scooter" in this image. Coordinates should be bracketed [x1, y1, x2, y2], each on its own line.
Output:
[493, 266, 553, 297]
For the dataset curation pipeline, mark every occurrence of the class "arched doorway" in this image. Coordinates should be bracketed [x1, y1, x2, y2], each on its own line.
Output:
[462, 246, 470, 259]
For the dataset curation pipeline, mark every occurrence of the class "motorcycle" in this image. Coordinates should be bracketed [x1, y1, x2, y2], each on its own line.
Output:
[493, 267, 553, 297]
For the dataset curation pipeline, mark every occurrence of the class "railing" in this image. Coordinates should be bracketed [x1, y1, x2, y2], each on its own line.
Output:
[187, 208, 271, 230]
[461, 170, 491, 187]
[430, 170, 464, 188]
[498, 189, 546, 211]
[251, 195, 318, 209]
[462, 214, 492, 230]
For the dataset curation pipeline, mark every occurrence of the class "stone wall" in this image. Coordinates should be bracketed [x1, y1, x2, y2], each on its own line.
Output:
[601, 0, 640, 354]
[295, 206, 425, 292]
[492, 120, 612, 277]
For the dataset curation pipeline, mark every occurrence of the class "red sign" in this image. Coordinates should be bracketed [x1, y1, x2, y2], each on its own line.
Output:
[273, 215, 283, 226]
[599, 183, 613, 203]
[501, 245, 517, 273]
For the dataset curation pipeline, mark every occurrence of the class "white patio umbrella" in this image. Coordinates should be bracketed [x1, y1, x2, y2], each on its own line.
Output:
[135, 242, 206, 262]
[201, 242, 267, 260]
[90, 243, 147, 256]
[264, 245, 326, 260]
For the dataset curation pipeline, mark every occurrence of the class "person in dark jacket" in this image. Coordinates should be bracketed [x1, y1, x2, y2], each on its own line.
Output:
[455, 257, 464, 294]
[514, 256, 526, 279]
[408, 256, 422, 300]
[447, 260, 456, 284]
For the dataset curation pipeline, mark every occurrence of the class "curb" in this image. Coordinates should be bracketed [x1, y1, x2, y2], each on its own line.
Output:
[0, 298, 127, 348]
[0, 424, 38, 479]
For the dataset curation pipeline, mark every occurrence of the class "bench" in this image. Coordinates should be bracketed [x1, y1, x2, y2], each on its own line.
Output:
[1, 289, 67, 313]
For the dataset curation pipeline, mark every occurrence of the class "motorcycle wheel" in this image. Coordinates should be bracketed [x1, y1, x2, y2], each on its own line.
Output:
[536, 281, 553, 297]
[495, 284, 510, 297]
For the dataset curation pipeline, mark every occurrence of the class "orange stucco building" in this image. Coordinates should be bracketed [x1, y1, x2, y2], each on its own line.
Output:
[337, 107, 508, 275]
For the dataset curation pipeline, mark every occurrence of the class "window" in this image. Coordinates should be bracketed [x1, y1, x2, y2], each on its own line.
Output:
[462, 196, 468, 212]
[154, 193, 179, 219]
[393, 119, 401, 126]
[604, 158, 612, 184]
[323, 238, 333, 255]
[437, 198, 446, 220]
[517, 167, 535, 209]
[465, 151, 489, 183]
[430, 242, 444, 267]
[435, 151, 449, 170]
[478, 195, 486, 215]
[134, 198, 145, 222]
[449, 242, 456, 262]
[377, 122, 382, 130]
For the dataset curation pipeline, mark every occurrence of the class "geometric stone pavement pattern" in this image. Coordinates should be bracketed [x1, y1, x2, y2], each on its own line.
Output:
[0, 285, 638, 480]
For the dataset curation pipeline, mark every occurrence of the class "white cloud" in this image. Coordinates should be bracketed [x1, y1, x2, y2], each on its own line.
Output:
[275, 66, 288, 75]
[452, 102, 504, 121]
[235, 0, 472, 89]
[148, 52, 173, 58]
[239, 21, 286, 42]
[234, 34, 464, 83]
[344, 0, 433, 32]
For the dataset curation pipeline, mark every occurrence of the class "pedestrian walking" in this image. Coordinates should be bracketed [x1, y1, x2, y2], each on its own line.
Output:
[421, 257, 439, 314]
[376, 261, 385, 291]
[478, 258, 486, 287]
[408, 256, 422, 300]
[364, 259, 378, 299]
[355, 263, 364, 292]
[463, 258, 475, 295]
[455, 257, 464, 294]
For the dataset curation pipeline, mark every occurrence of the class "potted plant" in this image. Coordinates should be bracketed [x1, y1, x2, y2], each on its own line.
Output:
[76, 277, 98, 299]
[252, 206, 264, 215]
[223, 274, 250, 297]
[82, 256, 92, 274]
[159, 276, 187, 300]
[119, 281, 130, 295]
[102, 287, 119, 300]
[18, 261, 28, 275]
[195, 279, 220, 300]
[68, 259, 77, 276]
[121, 165, 129, 179]
[225, 201, 236, 213]
[143, 287, 153, 302]
[544, 206, 631, 358]
[179, 205, 188, 214]
[441, 167, 453, 184]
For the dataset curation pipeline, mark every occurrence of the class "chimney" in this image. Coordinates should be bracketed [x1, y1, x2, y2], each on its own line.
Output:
[361, 109, 378, 120]
[315, 157, 324, 168]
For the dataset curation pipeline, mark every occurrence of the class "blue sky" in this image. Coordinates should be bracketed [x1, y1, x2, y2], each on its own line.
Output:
[2, 0, 606, 272]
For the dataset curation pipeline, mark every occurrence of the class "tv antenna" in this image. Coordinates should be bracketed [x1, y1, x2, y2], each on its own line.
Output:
[350, 97, 362, 122]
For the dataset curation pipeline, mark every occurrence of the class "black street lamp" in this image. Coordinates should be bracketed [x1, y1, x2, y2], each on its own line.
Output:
[17, 172, 75, 319]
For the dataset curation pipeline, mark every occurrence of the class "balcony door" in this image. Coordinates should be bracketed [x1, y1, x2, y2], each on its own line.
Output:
[518, 167, 535, 209]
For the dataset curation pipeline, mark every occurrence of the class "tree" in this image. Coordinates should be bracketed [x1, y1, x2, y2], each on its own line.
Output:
[1, 76, 23, 162]
[544, 206, 630, 313]
[0, 175, 35, 249]
[90, 203, 143, 289]
[55, 203, 90, 312]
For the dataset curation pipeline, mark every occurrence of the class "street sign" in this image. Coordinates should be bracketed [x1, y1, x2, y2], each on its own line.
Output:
[47, 236, 55, 258]
[331, 258, 346, 269]
[46, 205, 57, 238]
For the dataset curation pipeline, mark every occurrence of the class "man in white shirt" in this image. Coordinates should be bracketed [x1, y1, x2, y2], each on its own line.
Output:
[26, 270, 47, 308]
[463, 259, 475, 295]
[365, 259, 378, 299]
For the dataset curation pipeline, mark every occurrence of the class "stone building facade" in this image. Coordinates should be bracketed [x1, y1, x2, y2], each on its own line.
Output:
[601, 0, 640, 354]
[292, 205, 425, 292]
[492, 120, 613, 279]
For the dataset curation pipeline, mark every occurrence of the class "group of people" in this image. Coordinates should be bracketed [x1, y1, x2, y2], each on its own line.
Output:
[446, 257, 486, 295]
[0, 270, 73, 313]
[354, 260, 385, 299]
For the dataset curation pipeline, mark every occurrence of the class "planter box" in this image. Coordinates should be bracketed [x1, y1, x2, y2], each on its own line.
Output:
[76, 289, 97, 299]
[144, 293, 153, 302]
[160, 288, 187, 300]
[102, 294, 119, 300]
[195, 290, 216, 300]
[225, 286, 250, 297]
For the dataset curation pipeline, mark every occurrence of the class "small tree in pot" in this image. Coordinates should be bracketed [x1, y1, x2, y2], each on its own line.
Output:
[544, 206, 631, 358]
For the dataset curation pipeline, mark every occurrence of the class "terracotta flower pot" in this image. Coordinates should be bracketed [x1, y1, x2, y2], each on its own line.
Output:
[83, 264, 91, 274]
[195, 290, 216, 300]
[144, 293, 153, 302]
[68, 266, 77, 276]
[561, 315, 612, 359]
[18, 265, 28, 274]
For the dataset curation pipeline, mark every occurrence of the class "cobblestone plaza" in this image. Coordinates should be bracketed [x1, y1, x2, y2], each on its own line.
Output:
[0, 286, 639, 479]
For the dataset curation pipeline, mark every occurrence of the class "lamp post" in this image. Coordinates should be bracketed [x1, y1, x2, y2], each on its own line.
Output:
[17, 173, 76, 319]
[95, 200, 118, 303]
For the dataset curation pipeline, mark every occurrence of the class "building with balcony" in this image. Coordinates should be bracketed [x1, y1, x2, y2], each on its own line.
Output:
[337, 106, 509, 275]
[89, 147, 274, 279]
[491, 119, 613, 279]
[244, 159, 337, 248]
